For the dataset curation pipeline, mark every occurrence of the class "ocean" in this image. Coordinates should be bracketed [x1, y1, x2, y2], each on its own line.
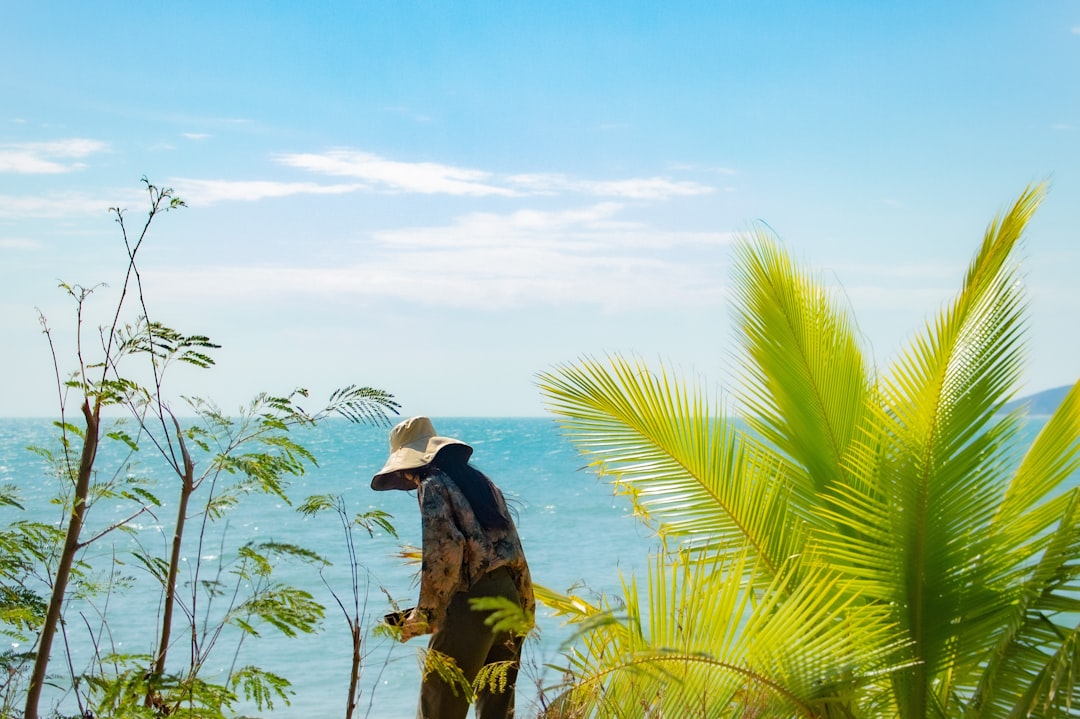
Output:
[0, 414, 1060, 719]
[0, 417, 658, 719]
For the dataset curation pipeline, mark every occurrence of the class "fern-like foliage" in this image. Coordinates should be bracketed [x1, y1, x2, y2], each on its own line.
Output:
[475, 659, 518, 696]
[13, 177, 401, 719]
[421, 648, 474, 700]
[537, 184, 1080, 719]
[327, 384, 402, 425]
[230, 664, 294, 711]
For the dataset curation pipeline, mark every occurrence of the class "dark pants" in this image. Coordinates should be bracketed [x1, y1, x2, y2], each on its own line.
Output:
[419, 567, 522, 719]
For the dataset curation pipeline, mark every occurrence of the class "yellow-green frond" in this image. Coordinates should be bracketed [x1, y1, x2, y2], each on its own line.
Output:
[731, 227, 873, 497]
[882, 183, 1045, 458]
[542, 548, 901, 719]
[997, 379, 1080, 528]
[537, 355, 808, 576]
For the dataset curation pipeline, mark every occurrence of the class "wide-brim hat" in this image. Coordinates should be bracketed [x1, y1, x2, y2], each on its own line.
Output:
[370, 416, 473, 491]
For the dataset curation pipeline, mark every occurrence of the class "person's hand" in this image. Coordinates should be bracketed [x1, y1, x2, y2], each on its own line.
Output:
[398, 608, 430, 642]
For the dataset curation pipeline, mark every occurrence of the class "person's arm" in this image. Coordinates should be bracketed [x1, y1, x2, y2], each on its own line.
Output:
[400, 478, 464, 640]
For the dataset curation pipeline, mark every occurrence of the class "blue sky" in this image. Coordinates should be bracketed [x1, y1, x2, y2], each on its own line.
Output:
[2, 2, 1078, 417]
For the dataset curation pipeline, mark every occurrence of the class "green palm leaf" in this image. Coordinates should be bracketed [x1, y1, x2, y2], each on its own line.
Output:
[732, 227, 872, 499]
[541, 549, 900, 718]
[817, 184, 1060, 717]
[537, 184, 1080, 719]
[964, 381, 1080, 718]
[538, 356, 806, 577]
[997, 380, 1080, 528]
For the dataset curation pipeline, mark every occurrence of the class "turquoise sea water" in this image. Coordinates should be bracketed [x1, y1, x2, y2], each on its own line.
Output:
[0, 417, 658, 719]
[0, 415, 1061, 718]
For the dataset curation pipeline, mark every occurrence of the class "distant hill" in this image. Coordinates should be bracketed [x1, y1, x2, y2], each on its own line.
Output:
[1002, 385, 1073, 416]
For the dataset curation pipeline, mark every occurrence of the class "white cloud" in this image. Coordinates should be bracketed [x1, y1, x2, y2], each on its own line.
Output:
[277, 150, 516, 196]
[276, 149, 716, 200]
[376, 203, 629, 249]
[142, 203, 736, 311]
[169, 178, 366, 204]
[0, 191, 121, 218]
[182, 132, 211, 140]
[1072, 26, 1080, 34]
[506, 173, 713, 199]
[144, 251, 726, 312]
[2, 175, 367, 216]
[374, 204, 731, 257]
[0, 139, 107, 174]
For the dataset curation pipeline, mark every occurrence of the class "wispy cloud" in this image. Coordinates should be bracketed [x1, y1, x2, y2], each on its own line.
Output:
[277, 149, 716, 200]
[0, 139, 107, 174]
[0, 191, 125, 218]
[135, 201, 967, 316]
[277, 150, 517, 196]
[169, 178, 366, 204]
[142, 203, 736, 311]
[182, 132, 211, 141]
[0, 145, 716, 218]
[375, 203, 630, 249]
[373, 203, 728, 253]
[506, 173, 713, 199]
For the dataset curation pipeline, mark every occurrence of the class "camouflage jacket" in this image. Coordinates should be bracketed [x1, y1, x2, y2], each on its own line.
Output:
[415, 470, 534, 632]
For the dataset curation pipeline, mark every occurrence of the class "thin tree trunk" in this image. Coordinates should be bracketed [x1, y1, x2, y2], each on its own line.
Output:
[346, 618, 361, 719]
[24, 400, 99, 719]
[149, 423, 194, 691]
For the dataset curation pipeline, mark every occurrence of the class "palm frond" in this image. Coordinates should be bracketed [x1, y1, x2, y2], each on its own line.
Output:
[539, 185, 1073, 719]
[731, 228, 872, 499]
[952, 383, 1080, 716]
[881, 184, 1044, 456]
[827, 184, 1048, 718]
[537, 355, 807, 576]
[996, 380, 1080, 528]
[998, 618, 1080, 719]
[540, 548, 902, 718]
[963, 487, 1080, 719]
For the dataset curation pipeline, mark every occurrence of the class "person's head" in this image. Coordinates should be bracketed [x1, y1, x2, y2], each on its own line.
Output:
[370, 416, 510, 531]
[370, 416, 472, 491]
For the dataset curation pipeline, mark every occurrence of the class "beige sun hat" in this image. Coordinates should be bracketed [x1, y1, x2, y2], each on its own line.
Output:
[370, 416, 473, 491]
